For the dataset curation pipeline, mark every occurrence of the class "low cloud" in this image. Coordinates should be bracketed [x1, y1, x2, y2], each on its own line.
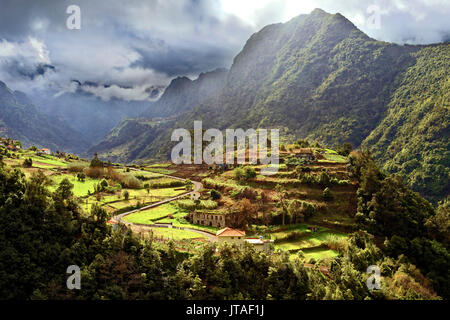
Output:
[0, 0, 448, 101]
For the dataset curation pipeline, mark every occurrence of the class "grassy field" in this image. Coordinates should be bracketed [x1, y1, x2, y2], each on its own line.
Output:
[123, 203, 181, 224]
[271, 224, 348, 258]
[303, 248, 339, 260]
[145, 167, 176, 175]
[49, 174, 98, 197]
[151, 227, 206, 240]
[321, 152, 348, 163]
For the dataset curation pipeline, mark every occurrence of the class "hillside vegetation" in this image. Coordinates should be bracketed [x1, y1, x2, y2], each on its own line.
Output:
[91, 9, 449, 202]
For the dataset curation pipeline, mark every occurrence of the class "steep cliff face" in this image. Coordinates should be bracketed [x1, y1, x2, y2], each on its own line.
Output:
[141, 68, 227, 118]
[0, 80, 88, 153]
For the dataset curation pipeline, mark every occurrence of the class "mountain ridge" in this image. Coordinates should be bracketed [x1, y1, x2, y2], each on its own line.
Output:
[0, 80, 88, 153]
[87, 10, 450, 202]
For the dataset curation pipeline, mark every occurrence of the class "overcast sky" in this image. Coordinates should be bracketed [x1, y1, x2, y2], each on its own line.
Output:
[0, 0, 449, 101]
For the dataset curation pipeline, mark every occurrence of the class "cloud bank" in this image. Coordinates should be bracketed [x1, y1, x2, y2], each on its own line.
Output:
[0, 0, 448, 101]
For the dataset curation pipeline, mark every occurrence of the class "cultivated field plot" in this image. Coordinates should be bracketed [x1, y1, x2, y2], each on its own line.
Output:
[123, 203, 182, 224]
[150, 227, 207, 240]
[49, 174, 98, 197]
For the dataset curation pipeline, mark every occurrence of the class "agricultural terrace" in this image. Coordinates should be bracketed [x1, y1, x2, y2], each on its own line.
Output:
[2, 141, 357, 262]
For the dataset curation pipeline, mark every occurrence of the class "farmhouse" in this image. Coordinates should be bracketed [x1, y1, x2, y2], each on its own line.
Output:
[189, 211, 228, 228]
[216, 227, 246, 245]
[41, 148, 51, 155]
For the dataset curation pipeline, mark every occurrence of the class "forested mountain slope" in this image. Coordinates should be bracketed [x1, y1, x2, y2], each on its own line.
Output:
[91, 9, 449, 202]
[362, 44, 449, 203]
[0, 81, 88, 153]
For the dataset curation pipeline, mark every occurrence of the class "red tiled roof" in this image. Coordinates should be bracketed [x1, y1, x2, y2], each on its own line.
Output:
[42, 148, 50, 151]
[216, 227, 246, 237]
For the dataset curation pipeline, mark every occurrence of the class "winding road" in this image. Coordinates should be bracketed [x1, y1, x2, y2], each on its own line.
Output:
[111, 172, 217, 241]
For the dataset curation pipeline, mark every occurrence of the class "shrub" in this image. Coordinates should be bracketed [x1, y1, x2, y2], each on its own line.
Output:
[123, 190, 130, 201]
[149, 178, 184, 189]
[100, 179, 109, 189]
[84, 167, 105, 179]
[244, 166, 257, 180]
[23, 158, 32, 168]
[176, 199, 218, 210]
[325, 235, 348, 251]
[234, 167, 245, 181]
[210, 189, 221, 200]
[68, 162, 88, 173]
[109, 169, 143, 189]
[90, 154, 104, 168]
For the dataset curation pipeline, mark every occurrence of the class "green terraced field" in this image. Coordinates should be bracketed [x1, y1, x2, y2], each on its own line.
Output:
[49, 174, 98, 197]
[123, 203, 181, 224]
[151, 227, 206, 240]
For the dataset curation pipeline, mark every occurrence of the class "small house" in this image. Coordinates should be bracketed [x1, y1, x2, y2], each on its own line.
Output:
[41, 148, 51, 155]
[216, 227, 246, 245]
[190, 192, 201, 201]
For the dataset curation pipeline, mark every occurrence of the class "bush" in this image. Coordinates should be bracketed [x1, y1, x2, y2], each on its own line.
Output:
[149, 178, 184, 189]
[109, 169, 143, 189]
[68, 162, 88, 173]
[100, 179, 109, 191]
[23, 158, 32, 168]
[123, 190, 130, 200]
[176, 199, 218, 210]
[84, 167, 105, 179]
[77, 173, 86, 182]
[234, 167, 245, 181]
[244, 166, 257, 180]
[210, 189, 222, 200]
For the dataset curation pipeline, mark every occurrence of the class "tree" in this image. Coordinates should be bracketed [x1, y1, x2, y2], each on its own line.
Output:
[244, 167, 257, 180]
[229, 198, 258, 229]
[185, 179, 193, 191]
[275, 184, 288, 225]
[100, 179, 108, 191]
[123, 190, 130, 201]
[77, 172, 86, 182]
[23, 158, 33, 168]
[56, 178, 74, 199]
[144, 183, 150, 195]
[90, 153, 104, 168]
[338, 143, 353, 156]
[210, 189, 221, 200]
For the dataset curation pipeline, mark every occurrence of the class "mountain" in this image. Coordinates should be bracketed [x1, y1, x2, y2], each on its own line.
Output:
[91, 9, 449, 202]
[362, 45, 449, 203]
[141, 68, 227, 118]
[89, 69, 227, 162]
[32, 86, 154, 145]
[0, 80, 88, 153]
